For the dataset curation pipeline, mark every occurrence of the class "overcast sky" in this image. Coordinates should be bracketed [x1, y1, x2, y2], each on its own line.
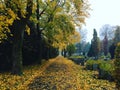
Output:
[83, 0, 120, 42]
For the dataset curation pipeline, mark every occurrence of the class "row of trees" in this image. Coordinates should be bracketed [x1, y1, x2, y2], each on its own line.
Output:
[87, 25, 120, 59]
[0, 0, 90, 74]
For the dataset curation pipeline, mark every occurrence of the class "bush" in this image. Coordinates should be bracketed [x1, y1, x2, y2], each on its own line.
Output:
[99, 61, 114, 81]
[114, 43, 120, 89]
[86, 60, 102, 70]
[99, 61, 114, 73]
[86, 59, 114, 81]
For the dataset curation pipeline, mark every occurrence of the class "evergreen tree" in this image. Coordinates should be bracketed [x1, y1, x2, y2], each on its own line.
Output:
[109, 43, 116, 59]
[88, 29, 100, 59]
[114, 43, 120, 89]
[103, 35, 108, 56]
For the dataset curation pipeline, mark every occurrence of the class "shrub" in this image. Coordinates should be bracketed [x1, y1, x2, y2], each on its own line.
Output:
[98, 60, 114, 81]
[99, 61, 114, 73]
[86, 60, 102, 70]
[86, 59, 114, 81]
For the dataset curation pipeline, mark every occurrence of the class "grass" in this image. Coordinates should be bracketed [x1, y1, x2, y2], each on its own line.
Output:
[0, 56, 116, 90]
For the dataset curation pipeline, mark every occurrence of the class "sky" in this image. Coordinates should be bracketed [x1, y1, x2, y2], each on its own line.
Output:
[83, 0, 120, 42]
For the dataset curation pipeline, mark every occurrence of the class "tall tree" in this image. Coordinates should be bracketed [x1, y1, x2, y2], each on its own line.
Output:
[114, 43, 120, 89]
[108, 26, 120, 59]
[109, 43, 116, 59]
[88, 29, 100, 59]
[0, 0, 90, 74]
[67, 44, 76, 56]
[103, 35, 108, 56]
[99, 24, 114, 40]
[113, 26, 120, 45]
[3, 0, 33, 75]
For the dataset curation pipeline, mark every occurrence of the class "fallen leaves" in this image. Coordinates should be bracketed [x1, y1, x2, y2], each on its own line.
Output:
[0, 56, 116, 90]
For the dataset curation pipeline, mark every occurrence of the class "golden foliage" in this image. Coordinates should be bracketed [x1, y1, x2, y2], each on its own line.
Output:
[52, 30, 81, 50]
[0, 8, 17, 41]
[65, 0, 90, 27]
[25, 25, 30, 35]
[0, 0, 32, 41]
[0, 56, 116, 90]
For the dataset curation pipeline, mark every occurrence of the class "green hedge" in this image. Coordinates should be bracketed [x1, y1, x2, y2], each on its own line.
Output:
[86, 59, 114, 81]
[86, 60, 105, 70]
[98, 61, 114, 81]
[99, 61, 114, 74]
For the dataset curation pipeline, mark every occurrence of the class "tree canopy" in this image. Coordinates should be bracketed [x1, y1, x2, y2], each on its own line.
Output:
[0, 0, 90, 74]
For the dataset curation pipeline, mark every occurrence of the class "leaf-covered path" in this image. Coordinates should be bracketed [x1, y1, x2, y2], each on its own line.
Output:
[0, 56, 116, 90]
[28, 56, 116, 90]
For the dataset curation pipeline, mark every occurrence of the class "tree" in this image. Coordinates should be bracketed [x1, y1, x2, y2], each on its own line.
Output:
[114, 43, 120, 89]
[33, 0, 89, 57]
[88, 29, 100, 59]
[87, 43, 93, 57]
[99, 24, 114, 40]
[109, 43, 116, 59]
[84, 42, 90, 55]
[113, 26, 120, 45]
[0, 0, 90, 74]
[66, 44, 76, 56]
[103, 35, 108, 56]
[108, 26, 120, 59]
[1, 0, 33, 75]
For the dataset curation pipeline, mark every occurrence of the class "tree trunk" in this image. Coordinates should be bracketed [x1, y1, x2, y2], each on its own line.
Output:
[36, 0, 42, 63]
[12, 20, 26, 75]
[37, 30, 42, 63]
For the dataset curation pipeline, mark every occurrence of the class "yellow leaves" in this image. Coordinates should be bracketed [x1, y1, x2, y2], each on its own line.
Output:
[7, 9, 17, 20]
[0, 60, 49, 90]
[12, 0, 27, 18]
[0, 56, 116, 89]
[52, 29, 67, 50]
[117, 42, 120, 46]
[69, 31, 81, 44]
[0, 2, 4, 9]
[52, 29, 80, 51]
[67, 0, 90, 27]
[6, 18, 15, 26]
[25, 25, 30, 35]
[30, 16, 38, 23]
[0, 8, 16, 41]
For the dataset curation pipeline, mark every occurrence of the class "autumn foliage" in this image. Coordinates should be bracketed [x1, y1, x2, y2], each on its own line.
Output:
[0, 57, 116, 90]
